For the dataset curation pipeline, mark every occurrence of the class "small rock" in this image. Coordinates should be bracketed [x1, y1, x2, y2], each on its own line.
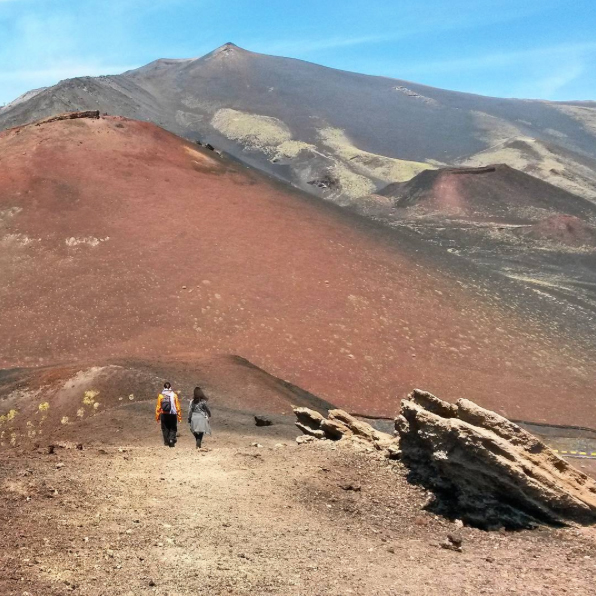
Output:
[447, 532, 463, 547]
[250, 442, 263, 448]
[254, 415, 272, 427]
[296, 435, 316, 445]
[454, 519, 464, 529]
[339, 483, 362, 492]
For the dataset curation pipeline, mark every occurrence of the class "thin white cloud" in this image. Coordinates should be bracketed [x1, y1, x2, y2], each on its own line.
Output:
[398, 41, 596, 75]
[254, 35, 392, 56]
[0, 63, 137, 83]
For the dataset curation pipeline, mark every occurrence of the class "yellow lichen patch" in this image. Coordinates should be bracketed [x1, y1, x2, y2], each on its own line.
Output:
[329, 162, 376, 201]
[10, 433, 17, 446]
[93, 402, 101, 410]
[6, 409, 18, 422]
[128, 394, 135, 401]
[83, 390, 99, 405]
[211, 109, 292, 149]
[318, 127, 434, 193]
[77, 408, 85, 418]
[61, 416, 70, 425]
[274, 140, 316, 160]
[462, 137, 596, 201]
[38, 402, 50, 412]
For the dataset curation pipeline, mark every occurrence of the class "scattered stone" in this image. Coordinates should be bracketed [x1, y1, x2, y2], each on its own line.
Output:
[250, 442, 263, 448]
[339, 483, 362, 492]
[56, 463, 65, 469]
[296, 435, 316, 445]
[254, 415, 273, 427]
[440, 533, 463, 552]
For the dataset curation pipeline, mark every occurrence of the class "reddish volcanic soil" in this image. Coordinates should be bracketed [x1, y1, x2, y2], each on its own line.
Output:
[1, 116, 595, 425]
[381, 164, 596, 224]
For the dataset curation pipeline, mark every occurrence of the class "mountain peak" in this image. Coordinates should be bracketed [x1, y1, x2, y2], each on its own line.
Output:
[205, 42, 246, 59]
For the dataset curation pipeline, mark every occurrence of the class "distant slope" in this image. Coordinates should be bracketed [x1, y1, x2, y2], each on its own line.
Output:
[371, 165, 596, 309]
[1, 114, 596, 425]
[1, 43, 596, 204]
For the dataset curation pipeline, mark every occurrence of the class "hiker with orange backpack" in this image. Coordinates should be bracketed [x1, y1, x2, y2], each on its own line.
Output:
[155, 382, 182, 447]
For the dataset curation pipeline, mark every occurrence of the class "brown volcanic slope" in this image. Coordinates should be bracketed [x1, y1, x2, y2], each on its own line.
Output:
[1, 115, 596, 426]
[371, 165, 596, 312]
[379, 164, 596, 223]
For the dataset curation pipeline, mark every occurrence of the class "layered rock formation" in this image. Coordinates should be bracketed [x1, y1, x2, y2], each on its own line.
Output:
[294, 393, 596, 529]
[397, 390, 596, 529]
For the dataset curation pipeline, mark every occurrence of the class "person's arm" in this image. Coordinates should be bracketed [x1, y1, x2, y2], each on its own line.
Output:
[204, 403, 212, 418]
[175, 395, 182, 423]
[155, 395, 162, 421]
[187, 400, 192, 424]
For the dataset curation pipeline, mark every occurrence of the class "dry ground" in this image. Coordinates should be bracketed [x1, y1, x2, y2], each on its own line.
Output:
[2, 419, 596, 596]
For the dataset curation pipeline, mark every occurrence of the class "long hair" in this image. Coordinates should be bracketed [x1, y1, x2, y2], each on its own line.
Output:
[193, 386, 207, 401]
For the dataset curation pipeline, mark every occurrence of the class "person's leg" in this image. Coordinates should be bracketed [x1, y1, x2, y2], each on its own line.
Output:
[160, 416, 169, 445]
[170, 417, 178, 446]
[196, 432, 204, 448]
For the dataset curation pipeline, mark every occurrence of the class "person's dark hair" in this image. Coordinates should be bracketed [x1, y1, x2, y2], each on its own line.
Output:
[193, 386, 207, 401]
[164, 382, 172, 390]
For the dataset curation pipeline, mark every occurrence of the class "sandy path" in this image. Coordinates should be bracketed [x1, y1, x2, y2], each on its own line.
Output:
[2, 430, 596, 595]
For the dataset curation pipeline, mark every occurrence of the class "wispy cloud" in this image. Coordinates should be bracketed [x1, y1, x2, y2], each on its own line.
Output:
[0, 63, 137, 83]
[398, 41, 596, 74]
[253, 34, 392, 56]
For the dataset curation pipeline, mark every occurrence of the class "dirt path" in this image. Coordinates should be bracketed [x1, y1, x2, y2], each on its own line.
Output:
[2, 429, 596, 595]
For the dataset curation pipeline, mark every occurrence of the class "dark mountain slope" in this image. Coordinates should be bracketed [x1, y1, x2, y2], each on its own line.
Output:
[1, 43, 596, 203]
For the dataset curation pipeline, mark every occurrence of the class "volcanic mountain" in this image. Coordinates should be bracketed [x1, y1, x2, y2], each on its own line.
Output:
[1, 43, 596, 206]
[1, 113, 596, 430]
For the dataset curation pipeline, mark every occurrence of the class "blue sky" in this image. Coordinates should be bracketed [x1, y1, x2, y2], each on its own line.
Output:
[1, 0, 595, 106]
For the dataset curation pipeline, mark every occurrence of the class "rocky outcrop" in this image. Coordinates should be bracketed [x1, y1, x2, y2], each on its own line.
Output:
[35, 111, 100, 126]
[292, 406, 399, 453]
[396, 389, 596, 529]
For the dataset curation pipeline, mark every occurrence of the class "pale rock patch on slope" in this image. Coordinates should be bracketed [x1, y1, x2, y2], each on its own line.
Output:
[555, 104, 596, 137]
[65, 236, 110, 248]
[0, 206, 22, 222]
[318, 127, 434, 184]
[393, 86, 440, 107]
[211, 108, 292, 149]
[211, 108, 316, 161]
[470, 111, 523, 145]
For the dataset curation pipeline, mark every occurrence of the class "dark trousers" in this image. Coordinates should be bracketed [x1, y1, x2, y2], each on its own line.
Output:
[161, 414, 178, 446]
[192, 432, 204, 448]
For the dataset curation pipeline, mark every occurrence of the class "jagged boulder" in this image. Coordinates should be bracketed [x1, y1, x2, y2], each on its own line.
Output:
[396, 389, 596, 529]
[292, 406, 398, 453]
